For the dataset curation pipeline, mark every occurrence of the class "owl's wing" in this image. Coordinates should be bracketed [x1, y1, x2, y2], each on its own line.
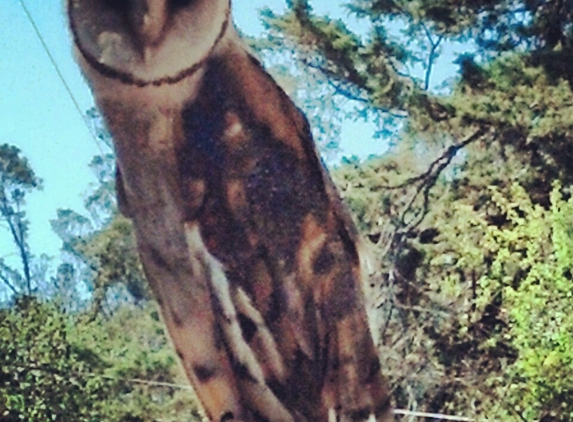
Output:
[177, 51, 392, 421]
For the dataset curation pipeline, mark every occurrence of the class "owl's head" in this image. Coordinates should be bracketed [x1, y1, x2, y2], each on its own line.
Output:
[68, 0, 231, 85]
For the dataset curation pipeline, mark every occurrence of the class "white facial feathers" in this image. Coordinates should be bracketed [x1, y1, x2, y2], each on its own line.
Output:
[68, 0, 231, 84]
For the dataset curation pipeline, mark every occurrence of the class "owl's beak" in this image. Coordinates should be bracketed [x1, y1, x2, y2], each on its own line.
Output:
[127, 0, 169, 58]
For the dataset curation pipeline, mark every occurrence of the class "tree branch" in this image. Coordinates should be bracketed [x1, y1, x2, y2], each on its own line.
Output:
[0, 270, 18, 295]
[399, 127, 489, 230]
[423, 30, 444, 91]
[304, 61, 409, 118]
[381, 127, 488, 192]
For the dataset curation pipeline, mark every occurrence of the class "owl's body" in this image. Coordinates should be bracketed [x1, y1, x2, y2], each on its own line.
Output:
[68, 1, 391, 420]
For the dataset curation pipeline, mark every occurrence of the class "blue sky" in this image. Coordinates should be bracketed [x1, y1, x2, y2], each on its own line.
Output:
[0, 1, 461, 279]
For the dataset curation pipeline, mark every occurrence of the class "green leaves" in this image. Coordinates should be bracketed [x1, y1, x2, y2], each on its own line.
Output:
[77, 215, 147, 302]
[497, 184, 573, 420]
[0, 144, 43, 297]
[0, 297, 112, 421]
[0, 144, 40, 191]
[0, 298, 202, 421]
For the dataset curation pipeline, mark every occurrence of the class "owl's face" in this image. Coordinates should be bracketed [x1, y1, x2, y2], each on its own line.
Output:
[67, 0, 230, 83]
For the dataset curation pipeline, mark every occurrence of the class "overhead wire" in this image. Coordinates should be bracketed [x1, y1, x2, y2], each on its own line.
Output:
[3, 363, 474, 420]
[17, 0, 107, 158]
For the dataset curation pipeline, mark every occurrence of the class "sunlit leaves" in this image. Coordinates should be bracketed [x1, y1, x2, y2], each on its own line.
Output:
[496, 185, 573, 420]
[0, 298, 202, 421]
[0, 297, 112, 420]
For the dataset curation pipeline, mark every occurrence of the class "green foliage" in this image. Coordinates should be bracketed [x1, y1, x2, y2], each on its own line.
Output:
[348, 0, 572, 51]
[0, 144, 43, 298]
[76, 215, 150, 309]
[488, 184, 573, 420]
[419, 180, 573, 420]
[0, 141, 199, 420]
[261, 1, 411, 115]
[0, 297, 202, 421]
[74, 304, 203, 421]
[0, 297, 113, 421]
[291, 0, 573, 416]
[0, 144, 40, 191]
[333, 157, 573, 419]
[446, 54, 573, 187]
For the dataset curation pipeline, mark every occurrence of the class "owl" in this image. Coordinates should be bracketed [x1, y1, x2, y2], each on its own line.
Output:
[68, 0, 392, 420]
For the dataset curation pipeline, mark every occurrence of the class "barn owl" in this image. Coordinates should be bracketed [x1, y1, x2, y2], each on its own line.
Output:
[67, 0, 392, 420]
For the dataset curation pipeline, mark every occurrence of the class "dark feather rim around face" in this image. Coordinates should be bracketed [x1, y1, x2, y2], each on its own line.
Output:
[68, 0, 231, 87]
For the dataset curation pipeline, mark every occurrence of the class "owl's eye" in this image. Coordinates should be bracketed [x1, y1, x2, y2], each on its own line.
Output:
[170, 0, 195, 9]
[102, 0, 129, 13]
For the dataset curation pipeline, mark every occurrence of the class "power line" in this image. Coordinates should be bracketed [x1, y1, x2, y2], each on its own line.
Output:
[3, 364, 473, 420]
[17, 0, 107, 157]
[394, 409, 473, 421]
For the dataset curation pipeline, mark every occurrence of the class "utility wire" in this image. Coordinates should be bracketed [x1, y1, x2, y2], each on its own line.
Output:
[4, 363, 473, 421]
[394, 409, 473, 421]
[17, 0, 107, 157]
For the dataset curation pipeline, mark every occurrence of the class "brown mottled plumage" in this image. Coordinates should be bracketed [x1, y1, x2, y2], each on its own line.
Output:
[68, 1, 392, 420]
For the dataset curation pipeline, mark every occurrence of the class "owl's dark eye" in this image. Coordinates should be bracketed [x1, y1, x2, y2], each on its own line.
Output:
[170, 0, 195, 9]
[102, 0, 129, 13]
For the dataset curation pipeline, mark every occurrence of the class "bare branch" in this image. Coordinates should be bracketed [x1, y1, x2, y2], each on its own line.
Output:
[0, 271, 18, 295]
[381, 127, 488, 192]
[399, 127, 488, 230]
[304, 61, 409, 118]
[0, 195, 30, 293]
[423, 33, 444, 91]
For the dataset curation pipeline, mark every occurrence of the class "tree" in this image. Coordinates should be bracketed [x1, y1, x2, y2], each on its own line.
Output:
[0, 297, 114, 421]
[0, 144, 42, 299]
[51, 109, 149, 314]
[0, 295, 203, 421]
